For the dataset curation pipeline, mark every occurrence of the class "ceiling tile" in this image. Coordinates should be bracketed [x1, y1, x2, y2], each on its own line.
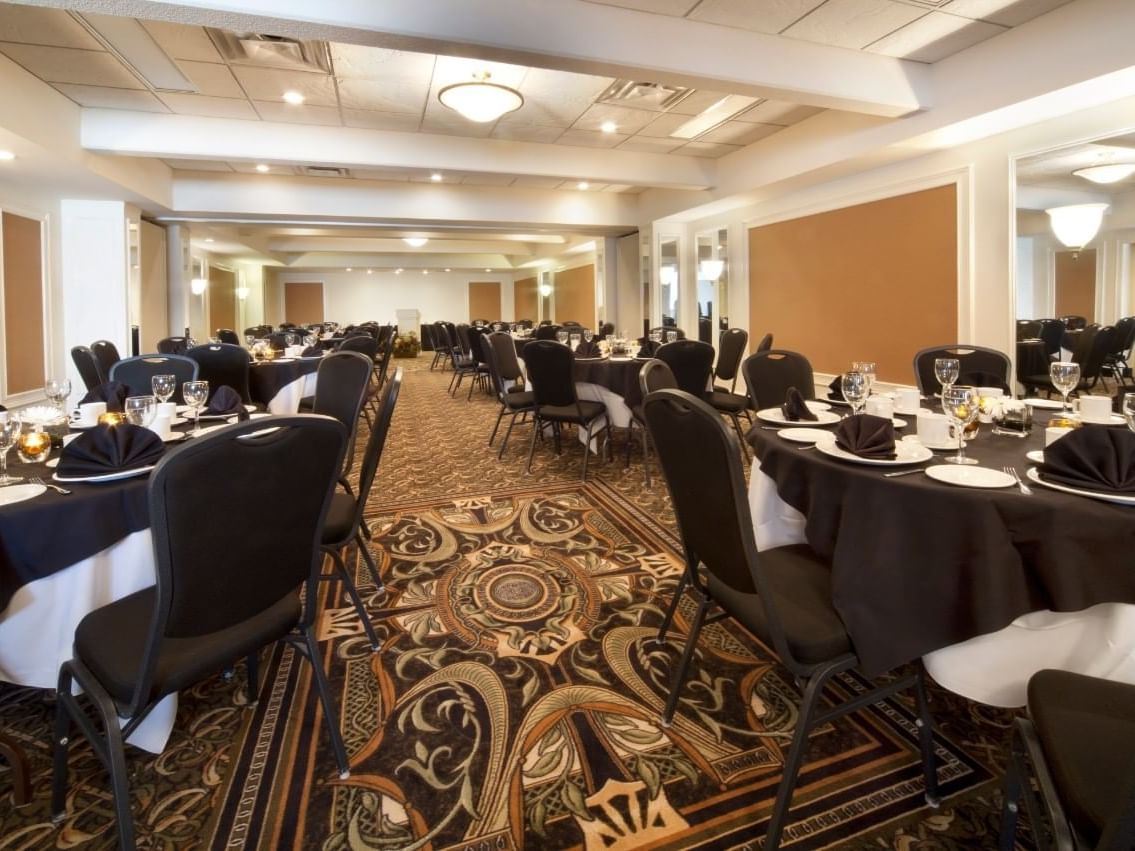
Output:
[158, 92, 260, 119]
[784, 0, 928, 49]
[461, 173, 516, 186]
[431, 55, 528, 89]
[638, 112, 696, 137]
[696, 120, 783, 144]
[178, 60, 244, 98]
[342, 108, 422, 131]
[602, 184, 640, 193]
[867, 11, 1005, 61]
[511, 176, 565, 188]
[688, 0, 828, 34]
[559, 180, 610, 190]
[230, 65, 338, 106]
[0, 43, 144, 88]
[667, 89, 735, 116]
[419, 110, 496, 138]
[616, 137, 685, 154]
[164, 158, 235, 171]
[337, 76, 428, 114]
[678, 141, 744, 158]
[582, 0, 702, 14]
[933, 0, 1074, 27]
[490, 123, 566, 143]
[735, 99, 822, 125]
[557, 129, 628, 148]
[0, 6, 104, 49]
[228, 161, 286, 174]
[351, 167, 412, 182]
[513, 67, 611, 124]
[53, 84, 169, 112]
[570, 103, 657, 134]
[254, 101, 342, 125]
[330, 43, 435, 79]
[140, 20, 223, 62]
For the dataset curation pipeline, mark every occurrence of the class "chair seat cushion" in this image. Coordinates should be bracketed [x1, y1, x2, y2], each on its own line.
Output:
[538, 400, 606, 423]
[1029, 669, 1135, 845]
[706, 543, 851, 666]
[504, 391, 535, 410]
[74, 587, 300, 708]
[706, 390, 749, 413]
[322, 491, 358, 544]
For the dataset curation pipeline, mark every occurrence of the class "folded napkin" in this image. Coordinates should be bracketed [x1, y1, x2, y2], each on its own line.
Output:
[827, 375, 844, 402]
[57, 423, 164, 478]
[782, 387, 818, 422]
[1039, 426, 1135, 494]
[574, 340, 600, 358]
[204, 386, 250, 421]
[301, 345, 323, 357]
[79, 381, 129, 413]
[834, 414, 896, 460]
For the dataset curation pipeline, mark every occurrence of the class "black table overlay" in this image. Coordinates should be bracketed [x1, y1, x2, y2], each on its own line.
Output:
[248, 358, 321, 406]
[749, 422, 1135, 677]
[572, 358, 649, 408]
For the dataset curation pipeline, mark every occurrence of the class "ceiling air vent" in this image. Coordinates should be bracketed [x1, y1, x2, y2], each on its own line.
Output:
[596, 80, 691, 112]
[207, 29, 332, 74]
[299, 166, 351, 178]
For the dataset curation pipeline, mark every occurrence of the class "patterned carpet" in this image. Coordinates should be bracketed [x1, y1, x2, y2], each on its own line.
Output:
[0, 355, 1033, 849]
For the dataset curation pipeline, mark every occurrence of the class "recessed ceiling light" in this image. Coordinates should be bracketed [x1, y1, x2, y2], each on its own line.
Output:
[577, 181, 589, 190]
[366, 268, 372, 274]
[0, 151, 15, 161]
[670, 94, 759, 140]
[395, 268, 403, 274]
[255, 163, 270, 173]
[422, 269, 429, 275]
[403, 237, 428, 247]
[600, 121, 618, 134]
[282, 90, 305, 105]
[431, 173, 443, 182]
[484, 267, 492, 272]
[204, 237, 214, 243]
[345, 267, 353, 272]
[1073, 163, 1135, 184]
[444, 268, 452, 272]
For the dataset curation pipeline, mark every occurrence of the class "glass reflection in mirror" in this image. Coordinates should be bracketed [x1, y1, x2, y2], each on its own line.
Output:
[539, 269, 553, 323]
[659, 236, 679, 331]
[641, 237, 652, 339]
[696, 228, 728, 344]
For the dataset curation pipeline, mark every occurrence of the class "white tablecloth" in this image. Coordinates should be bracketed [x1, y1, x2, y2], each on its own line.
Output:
[747, 463, 1135, 707]
[265, 370, 319, 414]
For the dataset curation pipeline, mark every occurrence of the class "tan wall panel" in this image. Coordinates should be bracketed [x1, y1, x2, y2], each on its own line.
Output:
[748, 185, 957, 383]
[514, 276, 537, 321]
[285, 281, 325, 324]
[468, 281, 501, 321]
[1054, 249, 1095, 322]
[2, 212, 45, 394]
[208, 266, 236, 337]
[139, 220, 168, 351]
[554, 264, 595, 327]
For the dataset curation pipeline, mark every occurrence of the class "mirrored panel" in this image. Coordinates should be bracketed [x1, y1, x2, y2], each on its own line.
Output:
[659, 235, 679, 330]
[696, 228, 728, 345]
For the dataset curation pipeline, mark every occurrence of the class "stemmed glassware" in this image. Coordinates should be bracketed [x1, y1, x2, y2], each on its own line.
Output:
[934, 358, 960, 392]
[125, 396, 157, 428]
[0, 414, 24, 485]
[152, 374, 176, 407]
[841, 371, 867, 415]
[582, 328, 593, 344]
[556, 330, 569, 345]
[852, 361, 876, 398]
[244, 334, 255, 348]
[45, 377, 71, 415]
[1049, 361, 1081, 416]
[182, 380, 209, 436]
[942, 385, 980, 465]
[1123, 392, 1135, 433]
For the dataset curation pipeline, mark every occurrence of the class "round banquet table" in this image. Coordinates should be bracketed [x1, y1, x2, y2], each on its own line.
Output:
[747, 421, 1135, 707]
[249, 357, 321, 413]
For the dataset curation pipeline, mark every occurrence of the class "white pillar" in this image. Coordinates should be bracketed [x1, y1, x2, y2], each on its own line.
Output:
[166, 223, 193, 338]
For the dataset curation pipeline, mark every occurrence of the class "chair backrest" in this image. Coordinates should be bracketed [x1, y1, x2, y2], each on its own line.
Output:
[71, 345, 102, 390]
[642, 389, 799, 670]
[352, 369, 402, 521]
[312, 351, 372, 437]
[1069, 324, 1100, 365]
[599, 322, 615, 338]
[468, 326, 491, 365]
[1060, 314, 1087, 331]
[639, 359, 677, 397]
[135, 415, 345, 711]
[1079, 325, 1115, 379]
[1016, 319, 1042, 340]
[186, 343, 252, 403]
[911, 344, 1011, 394]
[90, 340, 121, 383]
[337, 334, 378, 360]
[109, 354, 198, 402]
[524, 339, 578, 408]
[216, 328, 240, 345]
[489, 331, 524, 383]
[655, 339, 714, 396]
[1037, 319, 1065, 358]
[1113, 316, 1135, 354]
[157, 336, 190, 355]
[533, 324, 562, 340]
[714, 328, 749, 383]
[755, 332, 774, 353]
[268, 332, 290, 351]
[742, 350, 815, 410]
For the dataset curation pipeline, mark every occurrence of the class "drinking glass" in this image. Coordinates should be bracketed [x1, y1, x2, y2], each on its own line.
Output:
[852, 361, 877, 397]
[841, 371, 867, 415]
[569, 332, 581, 350]
[0, 414, 24, 485]
[183, 380, 209, 435]
[649, 328, 662, 344]
[125, 395, 157, 428]
[286, 332, 299, 347]
[244, 334, 255, 347]
[1049, 361, 1081, 415]
[942, 385, 979, 465]
[583, 329, 593, 343]
[666, 330, 678, 343]
[556, 330, 569, 344]
[45, 377, 72, 414]
[304, 334, 317, 348]
[1123, 392, 1135, 434]
[17, 427, 51, 464]
[152, 374, 176, 405]
[934, 358, 960, 391]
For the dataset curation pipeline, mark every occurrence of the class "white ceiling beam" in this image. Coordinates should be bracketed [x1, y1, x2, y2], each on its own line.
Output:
[30, 0, 931, 117]
[80, 110, 714, 190]
[265, 237, 537, 254]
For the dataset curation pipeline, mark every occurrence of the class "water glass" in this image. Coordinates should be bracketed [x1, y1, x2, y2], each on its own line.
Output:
[183, 380, 209, 435]
[852, 361, 877, 396]
[841, 371, 867, 415]
[152, 374, 177, 405]
[942, 385, 979, 465]
[649, 328, 662, 344]
[1123, 392, 1135, 433]
[583, 329, 593, 343]
[934, 358, 960, 391]
[1049, 361, 1081, 415]
[125, 395, 157, 428]
[666, 331, 678, 343]
[0, 415, 23, 485]
[556, 330, 569, 345]
[45, 377, 72, 413]
[569, 333, 581, 350]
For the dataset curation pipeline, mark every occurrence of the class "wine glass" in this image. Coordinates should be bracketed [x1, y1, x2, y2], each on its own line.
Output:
[569, 332, 581, 350]
[583, 328, 593, 343]
[934, 358, 960, 392]
[852, 361, 877, 397]
[125, 395, 156, 428]
[942, 385, 979, 465]
[244, 334, 255, 348]
[556, 330, 569, 344]
[286, 332, 299, 347]
[152, 374, 176, 406]
[649, 328, 662, 344]
[0, 414, 24, 485]
[666, 330, 678, 343]
[182, 380, 209, 436]
[1049, 361, 1081, 415]
[1123, 392, 1135, 433]
[45, 377, 72, 414]
[841, 371, 867, 415]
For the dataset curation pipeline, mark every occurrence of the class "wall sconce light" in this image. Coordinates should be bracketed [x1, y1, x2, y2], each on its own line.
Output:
[1046, 203, 1109, 252]
[236, 286, 249, 300]
[659, 266, 678, 287]
[190, 277, 208, 295]
[698, 260, 724, 280]
[538, 283, 553, 297]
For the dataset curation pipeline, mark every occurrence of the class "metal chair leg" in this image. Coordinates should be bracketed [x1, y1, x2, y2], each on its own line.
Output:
[327, 549, 381, 651]
[489, 405, 506, 446]
[300, 628, 350, 779]
[355, 530, 384, 592]
[581, 423, 592, 481]
[655, 569, 689, 644]
[661, 593, 709, 727]
[525, 417, 539, 473]
[914, 665, 940, 806]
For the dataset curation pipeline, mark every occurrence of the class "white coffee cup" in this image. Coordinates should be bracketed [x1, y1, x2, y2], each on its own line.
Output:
[156, 401, 177, 420]
[149, 414, 173, 440]
[1076, 395, 1113, 423]
[1045, 426, 1073, 446]
[977, 386, 1005, 400]
[917, 411, 955, 446]
[78, 401, 106, 426]
[865, 396, 894, 419]
[895, 388, 921, 414]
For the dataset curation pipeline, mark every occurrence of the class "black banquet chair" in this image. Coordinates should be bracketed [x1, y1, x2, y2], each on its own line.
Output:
[627, 358, 676, 486]
[71, 345, 102, 391]
[485, 331, 534, 458]
[642, 389, 939, 851]
[156, 336, 190, 355]
[999, 669, 1135, 851]
[215, 328, 241, 345]
[742, 349, 815, 411]
[713, 328, 748, 393]
[51, 415, 352, 850]
[655, 339, 714, 396]
[90, 339, 121, 383]
[109, 354, 198, 404]
[913, 344, 1011, 394]
[186, 343, 252, 404]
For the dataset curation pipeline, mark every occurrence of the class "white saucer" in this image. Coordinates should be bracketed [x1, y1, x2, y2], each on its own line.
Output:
[1023, 398, 1063, 410]
[778, 427, 833, 444]
[1074, 413, 1126, 426]
[892, 417, 908, 429]
[0, 483, 46, 505]
[925, 465, 1014, 489]
[1026, 450, 1045, 464]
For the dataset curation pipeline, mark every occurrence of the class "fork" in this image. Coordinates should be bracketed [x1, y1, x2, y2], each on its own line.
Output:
[1003, 466, 1032, 495]
[31, 476, 71, 495]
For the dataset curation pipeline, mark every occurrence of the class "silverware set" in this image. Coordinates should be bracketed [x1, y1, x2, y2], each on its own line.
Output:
[1003, 466, 1032, 495]
[31, 476, 70, 495]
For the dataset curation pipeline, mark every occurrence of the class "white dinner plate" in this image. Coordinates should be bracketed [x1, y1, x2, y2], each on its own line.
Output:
[902, 435, 957, 451]
[778, 427, 834, 444]
[0, 483, 46, 505]
[161, 432, 188, 443]
[815, 435, 933, 466]
[826, 397, 851, 407]
[54, 465, 155, 483]
[1073, 413, 1127, 426]
[271, 358, 295, 363]
[805, 400, 831, 412]
[1025, 467, 1135, 506]
[1023, 398, 1063, 410]
[1026, 450, 1045, 464]
[924, 465, 1014, 489]
[45, 457, 58, 468]
[757, 407, 842, 426]
[177, 404, 256, 415]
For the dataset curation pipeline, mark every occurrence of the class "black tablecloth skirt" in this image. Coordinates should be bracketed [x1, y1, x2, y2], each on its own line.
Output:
[249, 359, 321, 406]
[573, 358, 649, 409]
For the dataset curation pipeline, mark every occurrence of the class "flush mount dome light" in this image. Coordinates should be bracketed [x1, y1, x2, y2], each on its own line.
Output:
[1046, 203, 1109, 250]
[403, 237, 428, 247]
[1072, 163, 1135, 184]
[438, 71, 523, 123]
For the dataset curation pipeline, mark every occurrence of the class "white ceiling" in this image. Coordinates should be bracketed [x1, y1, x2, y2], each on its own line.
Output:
[1017, 132, 1135, 195]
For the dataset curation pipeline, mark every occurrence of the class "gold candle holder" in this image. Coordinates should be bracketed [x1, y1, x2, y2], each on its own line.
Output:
[97, 411, 126, 426]
[17, 429, 51, 463]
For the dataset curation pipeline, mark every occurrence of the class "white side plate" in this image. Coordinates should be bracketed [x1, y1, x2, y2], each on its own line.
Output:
[757, 407, 842, 426]
[925, 465, 1014, 488]
[778, 427, 833, 444]
[0, 483, 47, 505]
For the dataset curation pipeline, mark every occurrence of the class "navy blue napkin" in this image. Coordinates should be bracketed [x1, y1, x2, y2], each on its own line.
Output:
[1040, 426, 1135, 494]
[782, 387, 818, 421]
[57, 423, 164, 478]
[204, 386, 250, 420]
[834, 414, 896, 459]
[79, 382, 129, 413]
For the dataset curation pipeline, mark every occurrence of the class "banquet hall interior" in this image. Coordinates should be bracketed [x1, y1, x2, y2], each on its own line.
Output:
[1, 0, 1134, 848]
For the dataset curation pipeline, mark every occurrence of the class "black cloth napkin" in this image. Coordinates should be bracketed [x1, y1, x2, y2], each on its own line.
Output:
[57, 423, 164, 478]
[79, 381, 129, 413]
[301, 345, 323, 357]
[827, 375, 844, 402]
[574, 340, 600, 358]
[204, 386, 250, 420]
[782, 387, 818, 421]
[1039, 426, 1135, 494]
[834, 414, 896, 460]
